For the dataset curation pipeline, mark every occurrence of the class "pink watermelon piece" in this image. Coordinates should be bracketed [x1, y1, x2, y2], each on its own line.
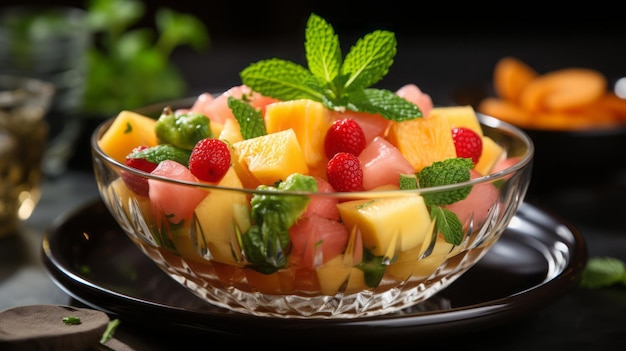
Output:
[359, 136, 415, 190]
[445, 169, 500, 226]
[289, 213, 349, 268]
[148, 160, 208, 225]
[396, 84, 434, 117]
[303, 176, 340, 220]
[191, 85, 278, 124]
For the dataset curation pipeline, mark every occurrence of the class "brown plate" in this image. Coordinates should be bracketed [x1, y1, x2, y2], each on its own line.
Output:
[41, 199, 586, 342]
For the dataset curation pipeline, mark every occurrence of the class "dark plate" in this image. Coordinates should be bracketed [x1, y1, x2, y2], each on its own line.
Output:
[42, 199, 587, 341]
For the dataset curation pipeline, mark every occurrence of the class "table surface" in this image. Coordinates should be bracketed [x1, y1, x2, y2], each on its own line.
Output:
[2, 32, 626, 350]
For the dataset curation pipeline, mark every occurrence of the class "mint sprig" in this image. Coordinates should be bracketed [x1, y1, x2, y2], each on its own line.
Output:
[239, 13, 422, 122]
[580, 256, 626, 289]
[399, 158, 473, 246]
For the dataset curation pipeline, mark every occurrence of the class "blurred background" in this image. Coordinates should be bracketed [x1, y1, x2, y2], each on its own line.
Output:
[3, 0, 626, 184]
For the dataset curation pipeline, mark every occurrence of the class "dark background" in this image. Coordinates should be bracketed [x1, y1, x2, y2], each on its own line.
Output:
[5, 0, 626, 101]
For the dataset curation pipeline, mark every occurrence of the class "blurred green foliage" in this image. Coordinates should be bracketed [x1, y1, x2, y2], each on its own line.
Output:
[83, 0, 209, 115]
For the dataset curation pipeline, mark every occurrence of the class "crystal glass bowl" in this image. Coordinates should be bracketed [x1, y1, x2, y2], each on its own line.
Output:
[91, 100, 533, 319]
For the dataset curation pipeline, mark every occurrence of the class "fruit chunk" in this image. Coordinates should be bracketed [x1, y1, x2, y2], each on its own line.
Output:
[148, 160, 209, 225]
[519, 68, 607, 112]
[387, 113, 457, 172]
[195, 168, 250, 265]
[232, 128, 308, 185]
[264, 99, 333, 170]
[316, 254, 367, 295]
[474, 136, 506, 175]
[336, 194, 432, 257]
[493, 57, 538, 104]
[358, 136, 414, 190]
[429, 105, 483, 137]
[98, 110, 158, 163]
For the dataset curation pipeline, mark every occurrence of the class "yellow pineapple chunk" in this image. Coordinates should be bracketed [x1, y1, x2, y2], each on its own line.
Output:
[195, 168, 250, 265]
[232, 128, 308, 185]
[474, 136, 506, 175]
[316, 255, 367, 295]
[336, 195, 432, 257]
[430, 105, 483, 136]
[218, 118, 243, 144]
[265, 99, 333, 170]
[387, 113, 457, 172]
[98, 110, 158, 163]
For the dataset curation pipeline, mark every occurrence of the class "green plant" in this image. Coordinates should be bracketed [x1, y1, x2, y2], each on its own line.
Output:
[83, 0, 209, 115]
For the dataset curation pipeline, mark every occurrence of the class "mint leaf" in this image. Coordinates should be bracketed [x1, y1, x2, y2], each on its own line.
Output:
[399, 173, 418, 190]
[580, 256, 626, 289]
[129, 144, 191, 167]
[240, 58, 323, 102]
[352, 88, 423, 121]
[340, 30, 396, 92]
[305, 13, 341, 83]
[418, 158, 473, 206]
[239, 13, 422, 122]
[227, 96, 267, 139]
[431, 206, 464, 245]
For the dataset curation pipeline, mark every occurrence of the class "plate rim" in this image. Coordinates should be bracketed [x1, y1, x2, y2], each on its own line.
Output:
[41, 200, 587, 340]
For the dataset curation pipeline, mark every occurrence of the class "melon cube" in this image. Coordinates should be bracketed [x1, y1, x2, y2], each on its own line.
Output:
[387, 113, 457, 172]
[98, 110, 158, 163]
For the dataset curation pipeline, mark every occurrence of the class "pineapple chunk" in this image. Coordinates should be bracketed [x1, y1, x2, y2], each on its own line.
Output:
[336, 195, 432, 257]
[232, 128, 308, 185]
[195, 168, 250, 265]
[430, 105, 483, 136]
[265, 99, 333, 170]
[316, 255, 367, 295]
[475, 136, 506, 175]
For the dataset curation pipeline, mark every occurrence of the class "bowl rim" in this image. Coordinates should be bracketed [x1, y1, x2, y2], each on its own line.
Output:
[90, 99, 535, 198]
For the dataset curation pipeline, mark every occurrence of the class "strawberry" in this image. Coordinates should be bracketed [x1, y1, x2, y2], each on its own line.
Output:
[189, 138, 231, 182]
[451, 127, 483, 165]
[326, 152, 363, 192]
[324, 118, 366, 159]
[121, 146, 158, 196]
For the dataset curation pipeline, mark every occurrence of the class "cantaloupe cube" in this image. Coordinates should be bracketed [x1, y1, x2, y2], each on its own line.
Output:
[387, 113, 457, 172]
[430, 105, 483, 136]
[265, 99, 332, 170]
[232, 128, 308, 185]
[474, 136, 506, 175]
[98, 110, 158, 163]
[336, 195, 432, 257]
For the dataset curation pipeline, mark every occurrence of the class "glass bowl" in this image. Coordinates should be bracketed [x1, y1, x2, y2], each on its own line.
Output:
[90, 99, 534, 319]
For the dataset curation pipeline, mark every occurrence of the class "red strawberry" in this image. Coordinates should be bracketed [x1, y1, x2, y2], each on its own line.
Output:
[121, 146, 158, 196]
[326, 152, 363, 192]
[324, 118, 366, 159]
[189, 138, 231, 182]
[451, 127, 483, 165]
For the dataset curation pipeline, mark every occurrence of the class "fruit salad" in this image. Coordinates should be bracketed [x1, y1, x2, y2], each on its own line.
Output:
[94, 14, 527, 309]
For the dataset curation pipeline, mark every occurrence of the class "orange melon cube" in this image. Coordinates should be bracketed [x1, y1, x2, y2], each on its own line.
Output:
[97, 110, 158, 163]
[387, 113, 457, 172]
